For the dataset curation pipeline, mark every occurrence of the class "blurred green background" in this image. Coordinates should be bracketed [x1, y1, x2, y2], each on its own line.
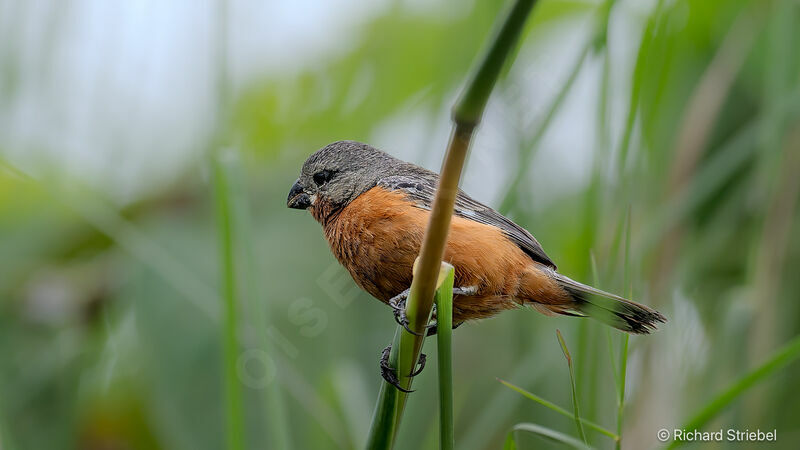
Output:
[1, 0, 799, 449]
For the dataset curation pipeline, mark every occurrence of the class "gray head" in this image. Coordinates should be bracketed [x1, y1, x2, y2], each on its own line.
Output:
[287, 141, 400, 221]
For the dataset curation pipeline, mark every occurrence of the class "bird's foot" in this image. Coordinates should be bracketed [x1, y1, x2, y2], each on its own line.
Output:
[452, 286, 478, 296]
[389, 286, 476, 336]
[423, 320, 464, 337]
[388, 290, 436, 336]
[379, 344, 426, 392]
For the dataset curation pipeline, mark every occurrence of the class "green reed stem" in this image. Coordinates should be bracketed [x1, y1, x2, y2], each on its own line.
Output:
[615, 209, 632, 450]
[365, 1, 537, 447]
[436, 266, 455, 450]
[212, 155, 245, 450]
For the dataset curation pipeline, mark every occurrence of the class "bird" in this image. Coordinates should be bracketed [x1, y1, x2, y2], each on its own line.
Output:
[287, 140, 665, 391]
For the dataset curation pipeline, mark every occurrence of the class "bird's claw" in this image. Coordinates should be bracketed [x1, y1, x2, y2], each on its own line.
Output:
[424, 320, 465, 337]
[389, 290, 439, 336]
[410, 353, 426, 376]
[379, 344, 427, 392]
[380, 287, 467, 391]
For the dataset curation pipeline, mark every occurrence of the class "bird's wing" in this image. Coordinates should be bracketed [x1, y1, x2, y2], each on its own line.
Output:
[377, 174, 556, 268]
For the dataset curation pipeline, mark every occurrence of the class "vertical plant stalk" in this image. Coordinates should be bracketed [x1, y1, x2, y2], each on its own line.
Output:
[412, 0, 537, 330]
[365, 264, 453, 449]
[576, 0, 617, 426]
[615, 334, 628, 450]
[436, 265, 455, 450]
[499, 43, 589, 213]
[213, 159, 245, 450]
[212, 1, 245, 449]
[556, 330, 586, 444]
[365, 0, 537, 447]
[615, 209, 632, 450]
[501, 0, 617, 215]
[227, 157, 292, 449]
[651, 5, 764, 298]
[366, 328, 404, 450]
[616, 0, 666, 171]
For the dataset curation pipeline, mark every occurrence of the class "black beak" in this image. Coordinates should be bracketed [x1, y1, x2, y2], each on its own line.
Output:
[287, 179, 311, 210]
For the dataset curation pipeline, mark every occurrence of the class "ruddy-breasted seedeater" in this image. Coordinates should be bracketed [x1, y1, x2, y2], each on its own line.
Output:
[288, 141, 665, 389]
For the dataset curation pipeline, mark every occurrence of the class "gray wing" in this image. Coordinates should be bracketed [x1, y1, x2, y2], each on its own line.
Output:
[378, 174, 556, 269]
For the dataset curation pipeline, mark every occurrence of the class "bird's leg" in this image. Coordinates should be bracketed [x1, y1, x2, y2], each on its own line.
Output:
[452, 286, 478, 296]
[425, 320, 464, 337]
[379, 343, 427, 392]
[389, 286, 476, 336]
[389, 293, 444, 336]
[423, 286, 476, 336]
[388, 289, 419, 335]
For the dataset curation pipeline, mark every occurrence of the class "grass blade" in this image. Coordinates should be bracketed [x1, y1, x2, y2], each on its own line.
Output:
[556, 330, 587, 444]
[499, 41, 589, 213]
[435, 265, 455, 450]
[615, 208, 632, 450]
[616, 0, 665, 170]
[667, 334, 800, 448]
[615, 334, 628, 450]
[498, 379, 618, 441]
[212, 154, 245, 450]
[211, 1, 245, 448]
[227, 155, 292, 449]
[510, 423, 591, 449]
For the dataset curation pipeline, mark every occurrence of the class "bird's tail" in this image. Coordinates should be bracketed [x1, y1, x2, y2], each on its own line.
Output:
[551, 272, 666, 334]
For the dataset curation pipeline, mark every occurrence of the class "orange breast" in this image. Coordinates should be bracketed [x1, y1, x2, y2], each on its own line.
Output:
[319, 186, 567, 321]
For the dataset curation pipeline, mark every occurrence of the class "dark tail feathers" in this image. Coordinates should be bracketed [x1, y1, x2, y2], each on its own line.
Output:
[552, 272, 666, 334]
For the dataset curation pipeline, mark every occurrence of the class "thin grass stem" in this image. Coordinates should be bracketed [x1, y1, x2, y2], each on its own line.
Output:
[212, 155, 245, 450]
[499, 43, 590, 213]
[498, 380, 618, 441]
[615, 208, 632, 450]
[556, 330, 587, 444]
[227, 157, 292, 449]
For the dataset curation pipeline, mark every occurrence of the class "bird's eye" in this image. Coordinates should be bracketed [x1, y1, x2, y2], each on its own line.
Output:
[313, 170, 333, 186]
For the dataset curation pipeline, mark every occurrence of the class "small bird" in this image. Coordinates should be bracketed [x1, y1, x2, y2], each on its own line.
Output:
[288, 140, 665, 390]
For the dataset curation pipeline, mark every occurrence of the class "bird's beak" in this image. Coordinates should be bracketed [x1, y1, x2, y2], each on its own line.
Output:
[287, 179, 311, 210]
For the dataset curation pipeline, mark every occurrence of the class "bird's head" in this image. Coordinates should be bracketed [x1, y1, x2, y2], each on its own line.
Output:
[287, 141, 395, 223]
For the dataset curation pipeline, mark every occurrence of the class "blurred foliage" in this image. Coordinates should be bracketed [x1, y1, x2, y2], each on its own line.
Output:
[1, 0, 800, 449]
